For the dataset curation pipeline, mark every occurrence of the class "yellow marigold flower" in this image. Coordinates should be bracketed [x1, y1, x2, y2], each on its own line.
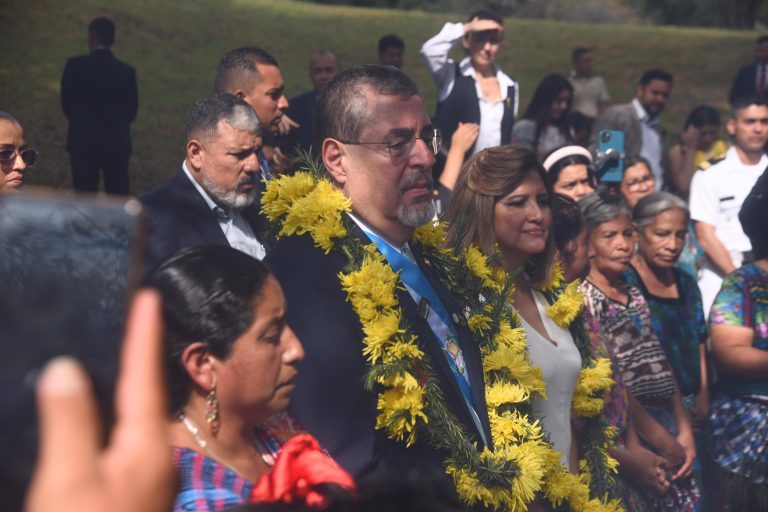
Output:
[483, 346, 546, 397]
[375, 378, 428, 447]
[361, 312, 402, 364]
[413, 222, 446, 248]
[383, 337, 424, 363]
[542, 466, 580, 506]
[575, 358, 614, 395]
[494, 321, 527, 352]
[466, 245, 499, 290]
[545, 280, 585, 328]
[488, 409, 543, 445]
[540, 261, 564, 292]
[468, 314, 492, 334]
[571, 392, 605, 417]
[260, 171, 317, 221]
[486, 381, 530, 408]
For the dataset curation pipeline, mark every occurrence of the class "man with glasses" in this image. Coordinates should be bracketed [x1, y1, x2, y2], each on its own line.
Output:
[0, 111, 37, 191]
[61, 17, 137, 195]
[141, 93, 270, 272]
[420, 10, 518, 179]
[266, 65, 492, 494]
[690, 97, 768, 314]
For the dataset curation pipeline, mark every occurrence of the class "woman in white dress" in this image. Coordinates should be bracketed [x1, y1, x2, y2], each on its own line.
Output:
[444, 145, 582, 471]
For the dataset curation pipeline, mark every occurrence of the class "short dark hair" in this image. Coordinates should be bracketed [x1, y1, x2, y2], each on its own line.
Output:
[144, 246, 272, 416]
[731, 96, 768, 117]
[378, 34, 404, 53]
[639, 69, 673, 87]
[88, 17, 115, 46]
[551, 194, 585, 258]
[467, 9, 503, 25]
[315, 64, 419, 150]
[740, 169, 768, 260]
[184, 92, 261, 144]
[214, 46, 280, 94]
[684, 104, 720, 130]
[571, 47, 591, 63]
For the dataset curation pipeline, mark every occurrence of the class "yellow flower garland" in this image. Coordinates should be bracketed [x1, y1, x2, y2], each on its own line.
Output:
[262, 170, 621, 511]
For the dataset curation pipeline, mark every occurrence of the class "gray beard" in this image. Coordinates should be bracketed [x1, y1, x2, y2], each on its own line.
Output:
[398, 199, 436, 227]
[201, 174, 256, 210]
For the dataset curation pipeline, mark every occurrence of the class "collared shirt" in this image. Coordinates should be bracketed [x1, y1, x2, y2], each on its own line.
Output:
[182, 161, 266, 260]
[420, 22, 518, 155]
[632, 98, 664, 189]
[568, 71, 610, 118]
[756, 63, 768, 94]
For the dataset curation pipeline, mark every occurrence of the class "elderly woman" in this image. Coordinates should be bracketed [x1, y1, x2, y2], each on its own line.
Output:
[624, 192, 709, 422]
[0, 111, 36, 190]
[706, 172, 768, 511]
[145, 246, 352, 511]
[615, 157, 656, 209]
[579, 192, 701, 510]
[543, 145, 596, 202]
[444, 146, 582, 472]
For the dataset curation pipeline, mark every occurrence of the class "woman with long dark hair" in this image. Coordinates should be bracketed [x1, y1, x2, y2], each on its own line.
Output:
[512, 74, 573, 161]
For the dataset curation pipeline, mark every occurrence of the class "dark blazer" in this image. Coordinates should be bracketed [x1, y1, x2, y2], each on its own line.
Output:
[282, 89, 317, 156]
[140, 167, 270, 273]
[265, 225, 491, 489]
[729, 63, 766, 105]
[61, 48, 138, 154]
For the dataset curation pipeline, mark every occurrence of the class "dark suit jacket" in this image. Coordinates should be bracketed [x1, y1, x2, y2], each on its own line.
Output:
[266, 226, 492, 489]
[61, 48, 138, 154]
[729, 63, 766, 105]
[282, 89, 317, 156]
[140, 167, 270, 272]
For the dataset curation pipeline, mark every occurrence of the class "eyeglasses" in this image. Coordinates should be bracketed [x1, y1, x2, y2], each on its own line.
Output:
[625, 174, 655, 190]
[0, 147, 38, 167]
[339, 128, 442, 163]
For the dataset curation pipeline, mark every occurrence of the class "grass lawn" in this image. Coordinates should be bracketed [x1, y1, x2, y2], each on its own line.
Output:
[0, 0, 760, 195]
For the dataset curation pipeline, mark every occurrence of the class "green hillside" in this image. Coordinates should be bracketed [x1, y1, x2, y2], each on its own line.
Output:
[0, 0, 760, 195]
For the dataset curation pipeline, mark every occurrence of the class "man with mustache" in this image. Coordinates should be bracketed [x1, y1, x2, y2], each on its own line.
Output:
[141, 93, 270, 272]
[266, 65, 492, 499]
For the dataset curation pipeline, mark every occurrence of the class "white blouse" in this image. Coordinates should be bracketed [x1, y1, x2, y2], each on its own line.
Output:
[516, 290, 582, 470]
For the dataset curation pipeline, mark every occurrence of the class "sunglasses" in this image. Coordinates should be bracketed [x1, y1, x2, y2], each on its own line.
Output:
[0, 148, 38, 167]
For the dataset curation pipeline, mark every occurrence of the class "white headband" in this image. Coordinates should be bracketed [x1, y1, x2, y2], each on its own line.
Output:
[542, 145, 593, 172]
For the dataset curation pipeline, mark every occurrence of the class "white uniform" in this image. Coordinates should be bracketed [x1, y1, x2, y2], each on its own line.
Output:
[689, 146, 768, 314]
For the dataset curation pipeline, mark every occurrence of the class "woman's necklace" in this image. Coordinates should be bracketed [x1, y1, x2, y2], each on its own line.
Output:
[178, 413, 273, 476]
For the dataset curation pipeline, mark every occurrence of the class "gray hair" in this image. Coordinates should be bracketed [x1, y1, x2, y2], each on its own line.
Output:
[0, 110, 20, 125]
[184, 93, 261, 144]
[633, 191, 689, 231]
[315, 64, 419, 150]
[579, 191, 631, 233]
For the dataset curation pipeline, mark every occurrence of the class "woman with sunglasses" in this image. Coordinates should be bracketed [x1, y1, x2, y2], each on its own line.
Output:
[0, 111, 37, 190]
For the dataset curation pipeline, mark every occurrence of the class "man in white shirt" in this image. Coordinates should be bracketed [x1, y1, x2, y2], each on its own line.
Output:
[689, 98, 768, 313]
[141, 93, 270, 271]
[592, 69, 673, 189]
[420, 10, 517, 177]
[568, 47, 610, 119]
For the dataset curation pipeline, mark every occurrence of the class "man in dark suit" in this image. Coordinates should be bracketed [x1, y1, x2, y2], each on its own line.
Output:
[265, 66, 491, 494]
[281, 49, 340, 156]
[61, 17, 137, 195]
[729, 35, 768, 106]
[141, 93, 269, 272]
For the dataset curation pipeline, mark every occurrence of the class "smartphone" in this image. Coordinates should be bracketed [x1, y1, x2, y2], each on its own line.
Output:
[596, 130, 624, 183]
[0, 190, 146, 510]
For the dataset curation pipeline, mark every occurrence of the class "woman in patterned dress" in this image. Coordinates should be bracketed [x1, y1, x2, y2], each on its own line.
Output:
[707, 171, 768, 511]
[578, 192, 701, 511]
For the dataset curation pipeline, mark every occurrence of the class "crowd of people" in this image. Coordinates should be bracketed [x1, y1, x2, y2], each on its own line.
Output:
[3, 10, 768, 512]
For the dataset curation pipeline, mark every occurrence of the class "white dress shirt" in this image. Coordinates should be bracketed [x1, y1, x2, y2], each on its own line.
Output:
[632, 98, 665, 189]
[182, 161, 266, 260]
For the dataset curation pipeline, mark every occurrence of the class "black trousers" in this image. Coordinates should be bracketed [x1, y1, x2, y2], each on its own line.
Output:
[70, 148, 130, 195]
